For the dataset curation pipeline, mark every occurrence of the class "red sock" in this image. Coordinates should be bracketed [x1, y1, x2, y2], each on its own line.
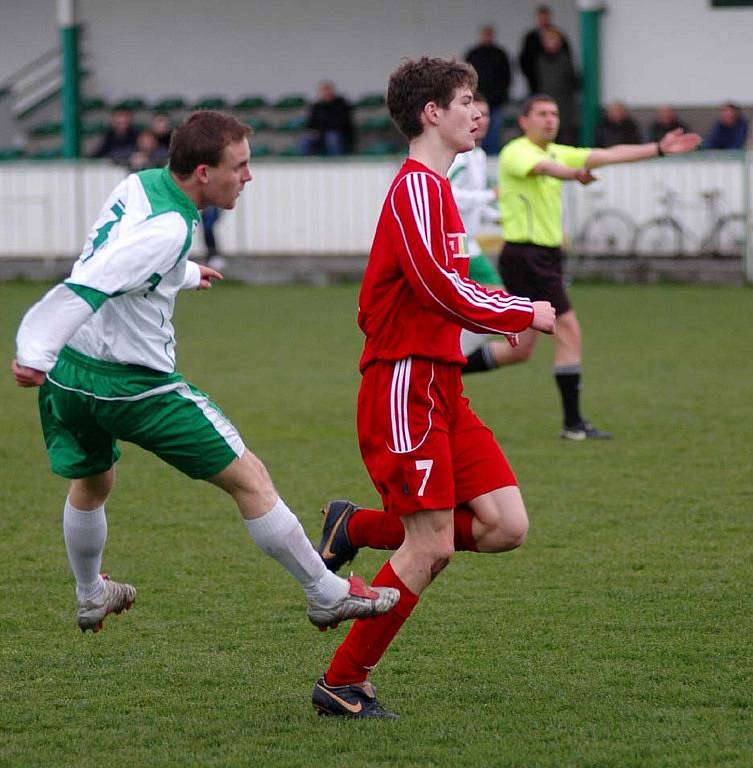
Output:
[347, 507, 478, 552]
[325, 560, 419, 686]
[347, 508, 404, 550]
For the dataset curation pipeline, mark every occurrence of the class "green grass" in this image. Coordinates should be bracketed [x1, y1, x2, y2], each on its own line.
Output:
[1, 280, 752, 767]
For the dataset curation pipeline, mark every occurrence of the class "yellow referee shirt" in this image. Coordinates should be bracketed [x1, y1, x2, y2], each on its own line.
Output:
[498, 136, 590, 247]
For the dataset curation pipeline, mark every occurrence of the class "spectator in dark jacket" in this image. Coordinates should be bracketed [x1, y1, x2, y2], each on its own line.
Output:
[648, 106, 688, 143]
[93, 109, 139, 165]
[595, 101, 642, 147]
[703, 102, 748, 150]
[465, 25, 511, 154]
[299, 81, 354, 156]
[519, 5, 573, 96]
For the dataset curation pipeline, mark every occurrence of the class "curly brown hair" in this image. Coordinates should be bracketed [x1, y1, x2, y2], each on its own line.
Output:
[387, 57, 477, 141]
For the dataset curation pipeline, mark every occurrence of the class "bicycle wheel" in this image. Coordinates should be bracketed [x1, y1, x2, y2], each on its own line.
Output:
[577, 209, 636, 256]
[633, 217, 684, 258]
[702, 214, 747, 259]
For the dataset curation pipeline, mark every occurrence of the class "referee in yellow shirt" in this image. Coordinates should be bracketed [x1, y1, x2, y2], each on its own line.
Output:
[465, 94, 699, 440]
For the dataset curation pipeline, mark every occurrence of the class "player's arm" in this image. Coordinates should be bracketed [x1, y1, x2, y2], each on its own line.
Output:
[531, 159, 595, 184]
[390, 174, 538, 336]
[14, 284, 97, 385]
[182, 260, 224, 290]
[586, 128, 701, 168]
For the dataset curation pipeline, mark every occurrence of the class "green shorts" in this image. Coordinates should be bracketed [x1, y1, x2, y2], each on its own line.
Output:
[39, 346, 244, 479]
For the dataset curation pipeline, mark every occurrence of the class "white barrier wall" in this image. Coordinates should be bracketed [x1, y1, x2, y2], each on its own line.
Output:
[0, 155, 751, 277]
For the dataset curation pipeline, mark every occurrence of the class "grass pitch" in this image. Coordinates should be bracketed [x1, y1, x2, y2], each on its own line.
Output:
[1, 280, 752, 768]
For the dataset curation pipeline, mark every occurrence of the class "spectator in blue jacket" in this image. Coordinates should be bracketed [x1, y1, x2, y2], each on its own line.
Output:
[703, 102, 748, 149]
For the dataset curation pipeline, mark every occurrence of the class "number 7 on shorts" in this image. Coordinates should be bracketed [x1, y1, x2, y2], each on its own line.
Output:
[415, 459, 434, 496]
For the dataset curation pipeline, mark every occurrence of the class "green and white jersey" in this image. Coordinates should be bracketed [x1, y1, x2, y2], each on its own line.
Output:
[16, 168, 202, 374]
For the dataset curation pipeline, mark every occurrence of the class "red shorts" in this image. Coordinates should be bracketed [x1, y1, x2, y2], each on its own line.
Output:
[357, 358, 517, 516]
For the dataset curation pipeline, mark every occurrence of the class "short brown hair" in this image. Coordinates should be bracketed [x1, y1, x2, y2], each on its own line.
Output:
[387, 57, 477, 140]
[521, 94, 557, 115]
[169, 110, 251, 177]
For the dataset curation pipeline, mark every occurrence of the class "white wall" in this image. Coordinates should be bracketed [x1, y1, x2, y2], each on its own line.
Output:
[601, 0, 753, 106]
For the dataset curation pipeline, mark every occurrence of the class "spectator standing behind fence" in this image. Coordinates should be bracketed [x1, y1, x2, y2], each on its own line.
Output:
[648, 106, 688, 144]
[519, 5, 573, 96]
[93, 109, 139, 165]
[464, 25, 511, 155]
[595, 101, 642, 147]
[151, 113, 173, 150]
[533, 27, 579, 144]
[299, 81, 354, 156]
[702, 102, 748, 150]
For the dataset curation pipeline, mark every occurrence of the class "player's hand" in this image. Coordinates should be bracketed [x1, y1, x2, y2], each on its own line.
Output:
[530, 301, 556, 334]
[659, 128, 702, 155]
[12, 359, 46, 387]
[574, 168, 597, 185]
[197, 264, 223, 290]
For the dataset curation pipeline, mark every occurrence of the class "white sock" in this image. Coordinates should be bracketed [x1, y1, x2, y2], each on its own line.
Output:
[63, 497, 107, 601]
[243, 497, 348, 606]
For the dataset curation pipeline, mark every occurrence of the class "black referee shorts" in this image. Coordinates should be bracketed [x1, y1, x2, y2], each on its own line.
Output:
[498, 241, 572, 316]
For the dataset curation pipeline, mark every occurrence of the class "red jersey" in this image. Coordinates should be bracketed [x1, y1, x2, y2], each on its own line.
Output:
[358, 158, 534, 371]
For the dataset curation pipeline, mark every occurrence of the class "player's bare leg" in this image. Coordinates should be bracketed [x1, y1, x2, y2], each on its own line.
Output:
[208, 450, 399, 628]
[465, 486, 529, 552]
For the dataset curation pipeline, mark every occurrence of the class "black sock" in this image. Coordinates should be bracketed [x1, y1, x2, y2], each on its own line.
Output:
[462, 343, 498, 374]
[554, 364, 583, 427]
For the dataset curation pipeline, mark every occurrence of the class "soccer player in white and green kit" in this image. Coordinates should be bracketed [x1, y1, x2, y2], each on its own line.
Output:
[12, 110, 398, 637]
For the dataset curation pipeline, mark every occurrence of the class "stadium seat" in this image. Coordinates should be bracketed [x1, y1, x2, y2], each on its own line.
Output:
[354, 93, 386, 109]
[113, 97, 148, 111]
[28, 146, 62, 159]
[192, 96, 228, 110]
[276, 144, 306, 157]
[247, 117, 271, 132]
[275, 115, 307, 133]
[81, 96, 108, 112]
[152, 96, 187, 112]
[252, 143, 272, 157]
[29, 121, 62, 137]
[233, 95, 268, 111]
[358, 140, 400, 156]
[0, 147, 24, 161]
[272, 95, 307, 110]
[359, 115, 392, 132]
[81, 121, 108, 136]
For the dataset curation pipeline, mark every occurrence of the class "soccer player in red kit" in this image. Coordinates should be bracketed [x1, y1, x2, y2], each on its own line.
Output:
[311, 57, 556, 718]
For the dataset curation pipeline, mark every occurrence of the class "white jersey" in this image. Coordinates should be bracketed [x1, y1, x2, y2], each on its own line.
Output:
[448, 146, 499, 256]
[16, 168, 202, 374]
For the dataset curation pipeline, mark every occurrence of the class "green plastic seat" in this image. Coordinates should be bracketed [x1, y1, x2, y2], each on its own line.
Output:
[234, 95, 268, 111]
[152, 96, 187, 112]
[359, 115, 392, 132]
[193, 96, 227, 110]
[81, 96, 108, 111]
[28, 146, 62, 159]
[277, 144, 305, 157]
[247, 117, 271, 132]
[81, 121, 108, 136]
[29, 121, 62, 137]
[272, 95, 307, 110]
[251, 143, 272, 157]
[358, 140, 400, 156]
[355, 93, 385, 109]
[113, 97, 147, 111]
[276, 115, 307, 132]
[0, 147, 24, 161]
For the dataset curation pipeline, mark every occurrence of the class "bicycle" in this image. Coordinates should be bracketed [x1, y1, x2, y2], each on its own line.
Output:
[573, 190, 637, 257]
[633, 187, 747, 259]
